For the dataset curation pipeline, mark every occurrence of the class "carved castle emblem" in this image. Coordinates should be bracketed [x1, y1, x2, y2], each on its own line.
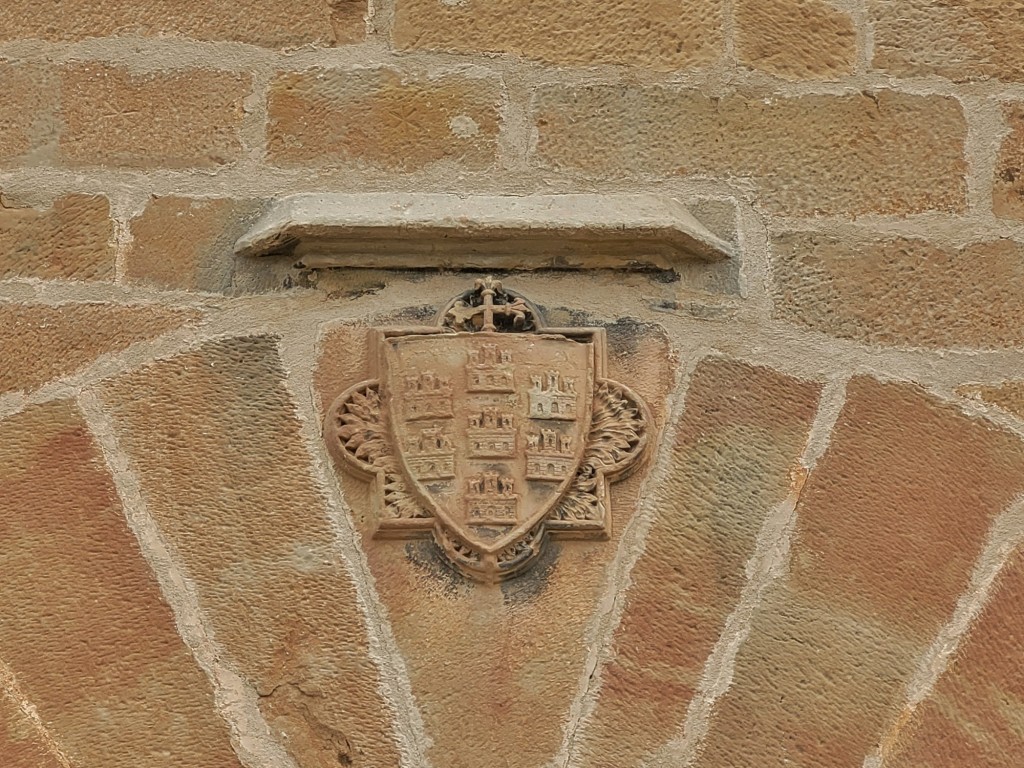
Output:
[325, 278, 650, 583]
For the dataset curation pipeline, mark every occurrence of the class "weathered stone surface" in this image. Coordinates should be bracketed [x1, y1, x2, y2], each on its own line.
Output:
[0, 688, 65, 768]
[316, 316, 675, 768]
[575, 358, 821, 767]
[694, 377, 1024, 768]
[0, 304, 197, 395]
[102, 336, 402, 768]
[0, 64, 58, 165]
[0, 195, 115, 281]
[533, 88, 967, 216]
[0, 400, 241, 768]
[392, 0, 722, 70]
[771, 233, 1024, 349]
[871, 0, 1024, 82]
[959, 380, 1024, 420]
[0, 0, 363, 48]
[267, 69, 501, 171]
[887, 549, 1024, 768]
[735, 0, 856, 79]
[994, 104, 1024, 220]
[61, 65, 250, 168]
[126, 197, 264, 292]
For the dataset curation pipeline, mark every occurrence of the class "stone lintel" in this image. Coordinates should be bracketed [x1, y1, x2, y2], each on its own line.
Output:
[233, 193, 736, 270]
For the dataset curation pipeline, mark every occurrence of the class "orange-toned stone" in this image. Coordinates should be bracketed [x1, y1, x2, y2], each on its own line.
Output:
[533, 88, 967, 216]
[575, 358, 821, 768]
[0, 64, 58, 165]
[959, 380, 1024, 420]
[267, 68, 501, 171]
[994, 103, 1024, 220]
[771, 233, 1024, 349]
[734, 0, 855, 79]
[392, 0, 722, 70]
[887, 549, 1024, 768]
[871, 0, 1024, 82]
[316, 317, 675, 768]
[694, 376, 1024, 768]
[0, 303, 197, 395]
[126, 197, 264, 292]
[0, 688, 65, 768]
[0, 195, 115, 282]
[60, 64, 249, 168]
[101, 336, 402, 768]
[0, 0, 363, 48]
[0, 400, 241, 768]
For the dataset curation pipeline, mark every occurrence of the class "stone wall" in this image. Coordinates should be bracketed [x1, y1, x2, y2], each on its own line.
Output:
[2, 3, 1023, 768]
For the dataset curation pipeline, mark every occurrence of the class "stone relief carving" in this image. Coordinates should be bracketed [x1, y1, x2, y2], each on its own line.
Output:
[325, 278, 650, 582]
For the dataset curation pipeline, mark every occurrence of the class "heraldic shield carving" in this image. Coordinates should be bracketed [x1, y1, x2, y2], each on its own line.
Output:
[325, 278, 651, 583]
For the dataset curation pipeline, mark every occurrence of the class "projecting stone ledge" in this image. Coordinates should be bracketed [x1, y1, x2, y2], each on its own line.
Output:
[233, 193, 736, 270]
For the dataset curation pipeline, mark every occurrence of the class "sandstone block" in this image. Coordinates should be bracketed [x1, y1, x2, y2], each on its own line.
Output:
[316, 317, 675, 768]
[575, 358, 821, 767]
[0, 400, 241, 768]
[0, 304, 197, 395]
[267, 68, 501, 171]
[533, 88, 966, 216]
[0, 195, 115, 282]
[392, 0, 722, 70]
[887, 550, 1024, 768]
[734, 0, 855, 79]
[872, 0, 1024, 82]
[0, 689, 66, 768]
[102, 336, 402, 768]
[0, 64, 58, 165]
[959, 381, 1024, 420]
[61, 64, 250, 168]
[126, 197, 264, 292]
[771, 233, 1024, 349]
[694, 377, 1024, 768]
[994, 104, 1024, 220]
[0, 0, 363, 48]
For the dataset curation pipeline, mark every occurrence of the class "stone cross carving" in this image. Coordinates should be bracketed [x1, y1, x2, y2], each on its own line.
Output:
[324, 279, 650, 583]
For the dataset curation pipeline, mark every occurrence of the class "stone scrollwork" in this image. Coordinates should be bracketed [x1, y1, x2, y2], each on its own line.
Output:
[325, 278, 650, 583]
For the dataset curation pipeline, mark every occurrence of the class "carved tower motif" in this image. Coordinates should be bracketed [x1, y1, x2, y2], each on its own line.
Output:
[325, 278, 650, 583]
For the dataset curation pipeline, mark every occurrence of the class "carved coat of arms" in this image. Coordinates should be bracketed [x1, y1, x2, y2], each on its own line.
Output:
[325, 279, 650, 582]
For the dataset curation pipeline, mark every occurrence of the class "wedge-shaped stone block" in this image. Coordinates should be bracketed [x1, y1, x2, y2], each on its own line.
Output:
[574, 358, 821, 767]
[887, 549, 1024, 768]
[316, 317, 675, 768]
[0, 400, 241, 768]
[101, 336, 401, 768]
[694, 377, 1024, 768]
[0, 303, 197, 395]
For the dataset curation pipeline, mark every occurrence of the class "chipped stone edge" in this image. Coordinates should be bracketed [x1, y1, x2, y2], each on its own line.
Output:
[77, 391, 300, 768]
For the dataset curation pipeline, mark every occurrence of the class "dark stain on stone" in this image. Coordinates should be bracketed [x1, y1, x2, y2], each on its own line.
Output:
[405, 539, 470, 596]
[500, 538, 560, 604]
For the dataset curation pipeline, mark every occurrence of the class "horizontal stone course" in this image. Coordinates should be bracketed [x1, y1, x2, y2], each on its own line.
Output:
[771, 233, 1024, 349]
[126, 196, 265, 292]
[267, 68, 502, 172]
[734, 0, 856, 79]
[694, 376, 1024, 768]
[0, 0, 362, 48]
[532, 87, 967, 216]
[0, 399, 241, 768]
[392, 0, 722, 70]
[871, 0, 1024, 82]
[0, 195, 114, 282]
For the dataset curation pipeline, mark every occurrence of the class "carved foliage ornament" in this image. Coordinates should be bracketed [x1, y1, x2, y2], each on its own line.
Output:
[325, 279, 650, 583]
